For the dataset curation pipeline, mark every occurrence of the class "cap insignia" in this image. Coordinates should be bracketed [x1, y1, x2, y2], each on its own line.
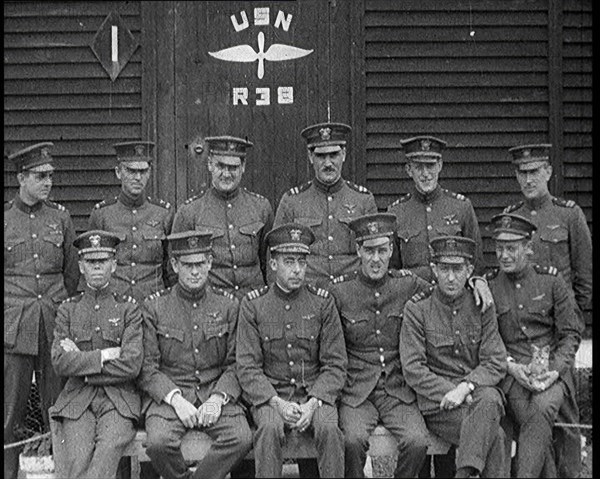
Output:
[290, 229, 302, 241]
[135, 145, 145, 156]
[501, 216, 512, 229]
[367, 222, 379, 234]
[446, 238, 457, 250]
[40, 147, 51, 160]
[188, 236, 199, 248]
[421, 139, 431, 151]
[522, 149, 531, 157]
[89, 234, 101, 248]
[228, 142, 236, 151]
[319, 127, 331, 141]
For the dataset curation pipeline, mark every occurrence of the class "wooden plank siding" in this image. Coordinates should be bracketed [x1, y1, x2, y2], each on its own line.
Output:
[4, 1, 143, 233]
[362, 0, 592, 266]
[561, 0, 592, 233]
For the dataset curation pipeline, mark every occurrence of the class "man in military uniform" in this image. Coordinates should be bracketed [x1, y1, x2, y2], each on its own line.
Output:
[4, 142, 79, 479]
[49, 230, 143, 478]
[273, 122, 377, 288]
[486, 213, 583, 478]
[387, 136, 484, 282]
[88, 140, 175, 302]
[387, 136, 490, 477]
[503, 144, 592, 314]
[172, 136, 274, 299]
[236, 223, 348, 478]
[400, 236, 508, 478]
[328, 213, 431, 478]
[138, 230, 252, 479]
[502, 144, 591, 478]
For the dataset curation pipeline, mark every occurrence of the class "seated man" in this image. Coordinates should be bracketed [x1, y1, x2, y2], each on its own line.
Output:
[236, 223, 348, 478]
[50, 230, 143, 479]
[328, 213, 431, 478]
[486, 213, 582, 478]
[400, 236, 508, 478]
[138, 231, 252, 479]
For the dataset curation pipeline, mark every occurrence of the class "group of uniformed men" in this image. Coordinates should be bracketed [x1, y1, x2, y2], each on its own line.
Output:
[4, 121, 591, 479]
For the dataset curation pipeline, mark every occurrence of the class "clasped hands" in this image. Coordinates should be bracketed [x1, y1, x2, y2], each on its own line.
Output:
[172, 393, 226, 429]
[440, 382, 473, 410]
[270, 396, 319, 433]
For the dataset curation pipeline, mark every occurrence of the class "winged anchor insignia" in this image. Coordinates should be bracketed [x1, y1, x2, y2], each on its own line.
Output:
[208, 32, 313, 79]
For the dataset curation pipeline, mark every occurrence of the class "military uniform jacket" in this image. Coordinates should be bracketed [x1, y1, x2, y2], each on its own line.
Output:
[329, 269, 432, 407]
[387, 185, 484, 282]
[138, 284, 241, 420]
[274, 178, 377, 284]
[49, 284, 143, 421]
[5, 194, 80, 355]
[487, 264, 582, 396]
[89, 192, 175, 301]
[400, 288, 507, 414]
[236, 283, 348, 407]
[504, 194, 592, 311]
[172, 187, 273, 297]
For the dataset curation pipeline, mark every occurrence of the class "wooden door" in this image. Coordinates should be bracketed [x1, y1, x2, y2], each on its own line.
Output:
[145, 1, 359, 208]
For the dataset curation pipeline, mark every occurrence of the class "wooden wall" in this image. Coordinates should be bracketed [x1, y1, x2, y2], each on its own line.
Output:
[4, 1, 143, 232]
[361, 0, 592, 264]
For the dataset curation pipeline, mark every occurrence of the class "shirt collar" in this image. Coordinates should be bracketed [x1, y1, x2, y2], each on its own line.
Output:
[118, 190, 146, 208]
[175, 282, 207, 302]
[412, 184, 442, 204]
[313, 177, 344, 194]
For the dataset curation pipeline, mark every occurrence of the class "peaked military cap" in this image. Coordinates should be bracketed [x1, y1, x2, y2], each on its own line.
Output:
[9, 142, 55, 172]
[301, 122, 351, 154]
[491, 213, 537, 241]
[74, 230, 120, 259]
[168, 230, 213, 256]
[113, 141, 154, 165]
[508, 144, 551, 167]
[349, 213, 397, 242]
[401, 136, 447, 162]
[205, 136, 253, 158]
[266, 223, 315, 254]
[430, 235, 476, 263]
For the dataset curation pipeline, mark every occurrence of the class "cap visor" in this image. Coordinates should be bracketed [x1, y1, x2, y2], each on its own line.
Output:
[516, 160, 548, 171]
[494, 232, 528, 241]
[212, 155, 243, 165]
[408, 156, 439, 163]
[80, 251, 114, 260]
[271, 246, 310, 254]
[434, 255, 468, 264]
[120, 160, 150, 169]
[176, 252, 210, 263]
[313, 145, 342, 154]
[360, 236, 393, 247]
[27, 163, 55, 172]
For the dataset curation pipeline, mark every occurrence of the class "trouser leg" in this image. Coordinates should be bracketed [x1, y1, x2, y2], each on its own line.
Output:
[312, 403, 344, 478]
[339, 402, 379, 478]
[145, 415, 191, 479]
[251, 404, 285, 478]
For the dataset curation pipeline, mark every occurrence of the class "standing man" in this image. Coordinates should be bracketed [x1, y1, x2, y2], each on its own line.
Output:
[503, 144, 592, 314]
[138, 230, 252, 479]
[89, 140, 175, 302]
[503, 144, 591, 477]
[328, 213, 431, 478]
[400, 236, 508, 478]
[4, 142, 79, 479]
[387, 136, 484, 282]
[172, 136, 274, 298]
[50, 230, 143, 478]
[486, 213, 583, 478]
[273, 122, 377, 287]
[237, 223, 348, 478]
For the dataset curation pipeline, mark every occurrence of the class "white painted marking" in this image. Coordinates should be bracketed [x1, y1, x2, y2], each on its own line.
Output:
[111, 25, 118, 62]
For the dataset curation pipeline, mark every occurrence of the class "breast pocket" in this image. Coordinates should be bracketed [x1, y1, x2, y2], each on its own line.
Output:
[297, 317, 321, 357]
[5, 237, 27, 267]
[238, 221, 265, 263]
[258, 321, 284, 360]
[539, 225, 569, 269]
[157, 325, 185, 361]
[341, 313, 369, 345]
[101, 324, 123, 345]
[435, 225, 461, 236]
[425, 331, 456, 359]
[397, 229, 424, 266]
[141, 230, 166, 261]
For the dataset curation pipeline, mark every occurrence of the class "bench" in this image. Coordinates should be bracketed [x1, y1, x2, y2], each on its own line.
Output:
[120, 426, 450, 478]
